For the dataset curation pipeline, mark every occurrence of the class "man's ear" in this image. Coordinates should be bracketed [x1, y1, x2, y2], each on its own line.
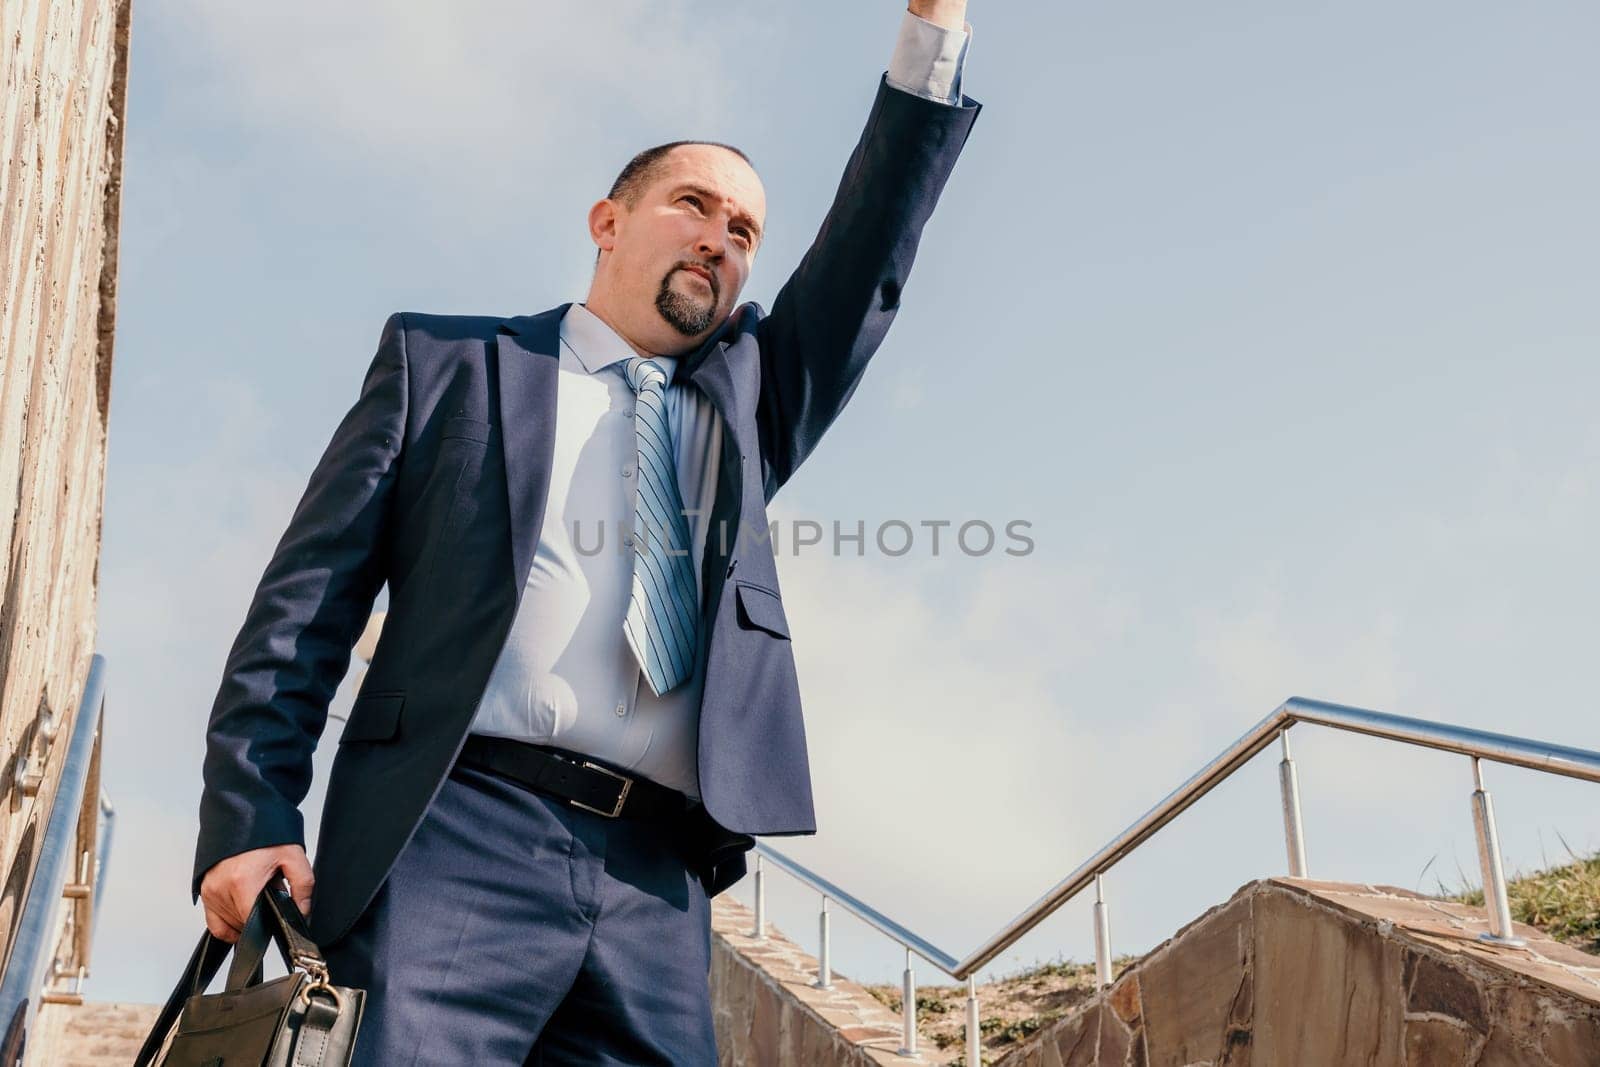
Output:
[588, 198, 620, 254]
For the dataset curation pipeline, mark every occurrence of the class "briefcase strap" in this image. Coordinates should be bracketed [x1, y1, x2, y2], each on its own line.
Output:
[258, 875, 328, 973]
[226, 878, 322, 991]
[133, 926, 233, 1066]
[224, 905, 273, 991]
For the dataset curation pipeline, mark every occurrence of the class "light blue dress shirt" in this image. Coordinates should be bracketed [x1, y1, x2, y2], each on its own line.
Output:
[468, 12, 972, 799]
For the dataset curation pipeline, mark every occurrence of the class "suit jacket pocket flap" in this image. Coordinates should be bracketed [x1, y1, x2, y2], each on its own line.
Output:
[442, 415, 491, 443]
[341, 691, 405, 743]
[735, 582, 790, 639]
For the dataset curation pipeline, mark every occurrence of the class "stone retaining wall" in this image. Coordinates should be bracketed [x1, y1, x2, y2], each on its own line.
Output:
[711, 894, 927, 1066]
[998, 878, 1600, 1066]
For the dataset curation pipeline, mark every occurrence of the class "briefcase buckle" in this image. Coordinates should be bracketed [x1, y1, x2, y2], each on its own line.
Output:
[571, 761, 632, 817]
[296, 976, 345, 1013]
[292, 952, 329, 982]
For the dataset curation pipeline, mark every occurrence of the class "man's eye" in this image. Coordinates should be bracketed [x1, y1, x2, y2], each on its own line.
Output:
[681, 195, 702, 210]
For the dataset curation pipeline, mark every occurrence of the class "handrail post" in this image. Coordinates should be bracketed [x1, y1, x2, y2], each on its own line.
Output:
[899, 947, 918, 1058]
[966, 975, 980, 1067]
[93, 789, 116, 946]
[1093, 873, 1113, 988]
[1279, 729, 1308, 877]
[1470, 757, 1525, 946]
[815, 895, 832, 988]
[752, 853, 766, 940]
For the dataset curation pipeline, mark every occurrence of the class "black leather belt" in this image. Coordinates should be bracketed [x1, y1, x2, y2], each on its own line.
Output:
[456, 734, 691, 822]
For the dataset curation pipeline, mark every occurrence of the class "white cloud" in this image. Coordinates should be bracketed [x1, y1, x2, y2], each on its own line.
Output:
[164, 1, 778, 163]
[747, 461, 1600, 982]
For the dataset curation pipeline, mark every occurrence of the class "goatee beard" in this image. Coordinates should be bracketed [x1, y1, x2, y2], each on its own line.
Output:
[656, 268, 718, 336]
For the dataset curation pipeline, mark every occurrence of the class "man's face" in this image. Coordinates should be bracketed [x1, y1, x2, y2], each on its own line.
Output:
[597, 145, 767, 347]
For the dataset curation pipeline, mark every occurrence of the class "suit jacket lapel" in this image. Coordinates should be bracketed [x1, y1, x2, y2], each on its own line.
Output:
[495, 304, 569, 606]
[685, 344, 743, 631]
[682, 304, 765, 628]
[495, 302, 748, 622]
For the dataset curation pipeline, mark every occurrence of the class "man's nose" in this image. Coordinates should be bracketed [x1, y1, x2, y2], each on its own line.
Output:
[694, 223, 726, 259]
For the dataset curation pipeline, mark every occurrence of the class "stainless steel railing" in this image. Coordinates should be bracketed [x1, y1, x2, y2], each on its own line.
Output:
[0, 654, 111, 1049]
[747, 696, 1600, 1064]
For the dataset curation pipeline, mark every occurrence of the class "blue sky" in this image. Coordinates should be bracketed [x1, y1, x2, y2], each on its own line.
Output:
[97, 1, 1598, 1001]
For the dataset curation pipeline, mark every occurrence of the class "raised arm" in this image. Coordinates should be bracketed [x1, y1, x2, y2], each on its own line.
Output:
[754, 5, 981, 498]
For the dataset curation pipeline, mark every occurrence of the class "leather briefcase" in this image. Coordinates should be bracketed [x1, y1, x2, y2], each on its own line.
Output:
[135, 874, 365, 1066]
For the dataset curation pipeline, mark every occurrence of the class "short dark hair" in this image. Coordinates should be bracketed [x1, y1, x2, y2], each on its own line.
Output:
[606, 140, 754, 209]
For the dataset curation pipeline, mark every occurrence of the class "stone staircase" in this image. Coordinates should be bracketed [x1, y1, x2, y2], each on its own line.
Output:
[709, 878, 1600, 1066]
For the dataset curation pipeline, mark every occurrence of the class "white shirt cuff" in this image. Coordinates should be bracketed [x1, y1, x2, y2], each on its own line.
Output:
[886, 10, 971, 106]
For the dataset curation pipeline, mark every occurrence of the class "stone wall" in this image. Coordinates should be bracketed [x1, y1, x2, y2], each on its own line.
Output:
[22, 1000, 155, 1065]
[708, 878, 1599, 1066]
[0, 0, 131, 1033]
[998, 878, 1600, 1066]
[711, 894, 929, 1066]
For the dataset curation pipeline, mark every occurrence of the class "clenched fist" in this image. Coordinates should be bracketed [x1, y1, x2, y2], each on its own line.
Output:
[199, 843, 314, 943]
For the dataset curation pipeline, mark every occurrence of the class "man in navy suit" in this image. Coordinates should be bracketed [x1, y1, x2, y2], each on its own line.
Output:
[192, 2, 981, 1061]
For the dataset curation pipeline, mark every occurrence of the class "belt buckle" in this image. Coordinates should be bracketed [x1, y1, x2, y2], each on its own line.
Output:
[571, 760, 633, 818]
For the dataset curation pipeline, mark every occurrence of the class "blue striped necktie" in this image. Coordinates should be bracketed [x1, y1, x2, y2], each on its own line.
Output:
[620, 356, 699, 696]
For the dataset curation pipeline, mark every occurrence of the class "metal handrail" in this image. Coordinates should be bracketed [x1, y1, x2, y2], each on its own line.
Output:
[750, 842, 961, 974]
[0, 654, 108, 1038]
[747, 696, 1600, 1064]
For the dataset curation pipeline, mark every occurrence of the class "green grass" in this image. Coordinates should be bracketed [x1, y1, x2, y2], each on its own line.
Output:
[863, 952, 1141, 1065]
[1439, 843, 1600, 955]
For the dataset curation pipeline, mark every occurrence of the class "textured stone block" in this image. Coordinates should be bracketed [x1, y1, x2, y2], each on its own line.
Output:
[1141, 889, 1253, 1066]
[710, 896, 918, 1066]
[986, 879, 1600, 1067]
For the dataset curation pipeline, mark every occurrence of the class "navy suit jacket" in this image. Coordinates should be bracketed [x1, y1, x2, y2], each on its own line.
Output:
[194, 74, 981, 949]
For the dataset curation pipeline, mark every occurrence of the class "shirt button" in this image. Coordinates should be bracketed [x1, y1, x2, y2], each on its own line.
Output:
[622, 465, 633, 477]
[623, 534, 636, 548]
[614, 701, 627, 717]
